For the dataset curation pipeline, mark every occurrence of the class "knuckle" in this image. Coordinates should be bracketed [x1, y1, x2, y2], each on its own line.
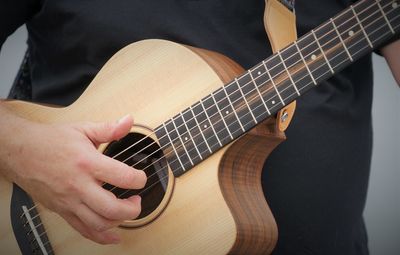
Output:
[65, 178, 82, 195]
[118, 167, 133, 188]
[75, 155, 92, 172]
[101, 122, 115, 135]
[94, 222, 109, 232]
[102, 205, 118, 219]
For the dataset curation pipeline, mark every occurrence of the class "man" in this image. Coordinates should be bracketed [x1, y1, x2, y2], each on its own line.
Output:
[0, 0, 399, 254]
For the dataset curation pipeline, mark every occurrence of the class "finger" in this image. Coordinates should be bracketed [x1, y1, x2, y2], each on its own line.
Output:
[63, 212, 121, 245]
[83, 115, 133, 146]
[82, 183, 142, 221]
[75, 203, 122, 232]
[93, 155, 147, 189]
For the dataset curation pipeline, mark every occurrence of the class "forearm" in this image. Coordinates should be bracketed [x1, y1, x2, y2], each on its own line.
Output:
[0, 101, 31, 180]
[381, 40, 400, 86]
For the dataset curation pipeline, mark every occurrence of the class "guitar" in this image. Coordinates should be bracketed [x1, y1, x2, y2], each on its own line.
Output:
[1, 0, 399, 254]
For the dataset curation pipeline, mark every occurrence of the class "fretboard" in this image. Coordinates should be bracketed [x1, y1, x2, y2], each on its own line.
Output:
[156, 0, 400, 177]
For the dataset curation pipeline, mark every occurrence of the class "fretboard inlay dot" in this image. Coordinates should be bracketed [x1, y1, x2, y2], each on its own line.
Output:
[311, 54, 317, 60]
[155, 0, 399, 178]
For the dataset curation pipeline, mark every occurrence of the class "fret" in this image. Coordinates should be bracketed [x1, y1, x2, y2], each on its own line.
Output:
[332, 8, 369, 59]
[262, 60, 286, 106]
[383, 0, 400, 34]
[213, 88, 243, 137]
[211, 92, 233, 140]
[154, 0, 400, 177]
[180, 111, 203, 160]
[235, 78, 258, 124]
[222, 85, 245, 132]
[236, 73, 270, 122]
[156, 123, 184, 174]
[189, 105, 213, 153]
[311, 30, 335, 74]
[351, 5, 374, 48]
[163, 121, 191, 171]
[155, 125, 182, 175]
[277, 50, 300, 96]
[314, 20, 352, 72]
[297, 33, 333, 83]
[248, 69, 271, 115]
[375, 0, 395, 33]
[193, 100, 221, 150]
[224, 81, 255, 130]
[279, 44, 315, 95]
[354, 0, 393, 48]
[202, 95, 231, 145]
[331, 18, 354, 61]
[171, 115, 196, 165]
[293, 41, 317, 85]
[249, 63, 283, 113]
[184, 107, 212, 155]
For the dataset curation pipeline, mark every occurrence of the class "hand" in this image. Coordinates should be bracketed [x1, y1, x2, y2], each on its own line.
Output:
[0, 114, 146, 244]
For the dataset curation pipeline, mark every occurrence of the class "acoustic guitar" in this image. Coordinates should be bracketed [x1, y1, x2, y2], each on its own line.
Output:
[1, 0, 399, 254]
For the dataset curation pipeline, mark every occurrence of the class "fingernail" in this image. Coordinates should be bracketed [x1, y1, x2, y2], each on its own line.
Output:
[117, 114, 131, 124]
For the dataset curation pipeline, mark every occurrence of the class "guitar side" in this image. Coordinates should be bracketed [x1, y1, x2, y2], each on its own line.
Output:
[0, 39, 279, 254]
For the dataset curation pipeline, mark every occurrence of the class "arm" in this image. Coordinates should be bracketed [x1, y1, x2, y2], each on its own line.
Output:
[0, 102, 146, 244]
[381, 40, 400, 86]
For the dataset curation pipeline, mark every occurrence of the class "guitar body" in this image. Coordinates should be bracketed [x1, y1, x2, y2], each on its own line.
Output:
[0, 39, 281, 254]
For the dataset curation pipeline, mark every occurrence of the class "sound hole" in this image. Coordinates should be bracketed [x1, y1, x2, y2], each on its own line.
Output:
[103, 132, 169, 219]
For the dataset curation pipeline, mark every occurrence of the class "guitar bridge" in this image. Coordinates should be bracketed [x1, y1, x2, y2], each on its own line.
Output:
[20, 205, 54, 255]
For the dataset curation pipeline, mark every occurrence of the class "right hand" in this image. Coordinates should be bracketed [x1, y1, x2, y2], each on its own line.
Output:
[0, 113, 147, 244]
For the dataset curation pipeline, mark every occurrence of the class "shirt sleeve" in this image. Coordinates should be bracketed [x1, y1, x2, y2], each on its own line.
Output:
[0, 0, 41, 48]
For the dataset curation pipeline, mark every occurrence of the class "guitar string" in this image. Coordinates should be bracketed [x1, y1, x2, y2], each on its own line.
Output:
[118, 18, 400, 199]
[24, 15, 400, 243]
[105, 0, 390, 196]
[112, 2, 398, 196]
[22, 0, 397, 225]
[22, 0, 397, 217]
[102, 0, 377, 166]
[109, 0, 393, 181]
[25, 20, 399, 238]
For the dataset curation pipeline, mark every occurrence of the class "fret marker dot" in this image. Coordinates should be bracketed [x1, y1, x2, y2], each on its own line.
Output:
[204, 124, 208, 129]
[184, 137, 189, 141]
[257, 71, 262, 75]
[311, 54, 317, 61]
[349, 30, 354, 36]
[393, 2, 398, 8]
[272, 100, 276, 104]
[225, 110, 230, 115]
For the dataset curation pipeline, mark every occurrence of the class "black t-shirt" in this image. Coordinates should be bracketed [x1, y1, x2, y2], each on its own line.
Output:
[1, 1, 398, 254]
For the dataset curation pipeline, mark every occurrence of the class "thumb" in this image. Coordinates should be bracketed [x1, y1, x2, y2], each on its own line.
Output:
[83, 115, 133, 146]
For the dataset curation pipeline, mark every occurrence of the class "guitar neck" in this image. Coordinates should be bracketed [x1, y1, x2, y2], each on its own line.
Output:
[156, 0, 400, 176]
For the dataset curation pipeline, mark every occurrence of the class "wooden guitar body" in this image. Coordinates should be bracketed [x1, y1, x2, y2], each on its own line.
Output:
[0, 39, 282, 254]
[2, 0, 398, 253]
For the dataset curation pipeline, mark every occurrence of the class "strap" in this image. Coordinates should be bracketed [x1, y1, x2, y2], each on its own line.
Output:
[264, 0, 297, 132]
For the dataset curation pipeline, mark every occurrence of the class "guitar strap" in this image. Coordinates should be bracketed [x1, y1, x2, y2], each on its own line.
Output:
[264, 0, 297, 132]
